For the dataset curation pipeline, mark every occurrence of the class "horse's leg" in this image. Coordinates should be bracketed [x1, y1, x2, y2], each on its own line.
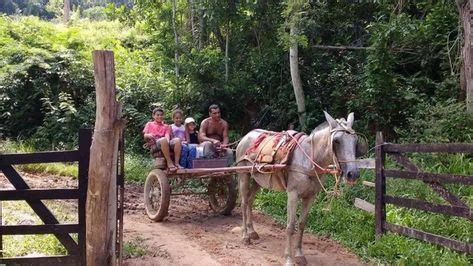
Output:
[239, 172, 251, 245]
[246, 181, 260, 240]
[294, 194, 316, 265]
[284, 191, 298, 266]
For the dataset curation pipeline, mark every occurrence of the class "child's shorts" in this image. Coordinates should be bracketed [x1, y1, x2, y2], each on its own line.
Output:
[155, 137, 179, 151]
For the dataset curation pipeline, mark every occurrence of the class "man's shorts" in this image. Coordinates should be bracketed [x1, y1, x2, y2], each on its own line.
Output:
[155, 137, 179, 151]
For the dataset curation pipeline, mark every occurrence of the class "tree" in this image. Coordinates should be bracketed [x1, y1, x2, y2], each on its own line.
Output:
[286, 0, 308, 128]
[64, 0, 70, 23]
[456, 0, 473, 113]
[172, 0, 180, 80]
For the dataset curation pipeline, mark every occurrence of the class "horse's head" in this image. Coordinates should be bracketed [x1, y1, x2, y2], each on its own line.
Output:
[324, 111, 364, 185]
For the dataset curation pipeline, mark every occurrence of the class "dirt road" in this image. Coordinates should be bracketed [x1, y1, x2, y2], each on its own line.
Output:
[1, 173, 361, 265]
[123, 184, 360, 265]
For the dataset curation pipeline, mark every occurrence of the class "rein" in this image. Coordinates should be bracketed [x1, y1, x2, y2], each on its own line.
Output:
[287, 124, 356, 194]
[238, 123, 357, 195]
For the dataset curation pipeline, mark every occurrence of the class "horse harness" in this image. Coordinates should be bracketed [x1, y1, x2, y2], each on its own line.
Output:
[240, 122, 357, 193]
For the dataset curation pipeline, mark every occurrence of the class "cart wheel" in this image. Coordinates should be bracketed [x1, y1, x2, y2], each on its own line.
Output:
[207, 176, 237, 215]
[144, 169, 170, 222]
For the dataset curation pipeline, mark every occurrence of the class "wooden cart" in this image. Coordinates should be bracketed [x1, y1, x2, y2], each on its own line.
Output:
[143, 158, 286, 222]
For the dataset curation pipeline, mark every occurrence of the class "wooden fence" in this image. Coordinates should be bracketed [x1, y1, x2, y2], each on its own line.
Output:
[375, 132, 473, 254]
[0, 129, 91, 265]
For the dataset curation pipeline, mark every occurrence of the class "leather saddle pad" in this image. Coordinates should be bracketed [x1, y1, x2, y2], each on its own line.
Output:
[245, 130, 305, 164]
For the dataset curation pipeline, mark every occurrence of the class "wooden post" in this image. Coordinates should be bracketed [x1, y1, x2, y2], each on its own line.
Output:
[63, 0, 70, 23]
[78, 128, 92, 266]
[86, 50, 121, 266]
[375, 131, 386, 238]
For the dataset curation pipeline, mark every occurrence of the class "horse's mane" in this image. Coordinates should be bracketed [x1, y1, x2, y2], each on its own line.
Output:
[310, 121, 329, 135]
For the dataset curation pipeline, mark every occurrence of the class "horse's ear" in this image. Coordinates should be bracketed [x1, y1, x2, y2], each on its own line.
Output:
[347, 112, 354, 128]
[324, 111, 338, 129]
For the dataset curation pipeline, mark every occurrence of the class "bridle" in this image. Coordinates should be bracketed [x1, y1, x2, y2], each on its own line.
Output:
[287, 121, 357, 194]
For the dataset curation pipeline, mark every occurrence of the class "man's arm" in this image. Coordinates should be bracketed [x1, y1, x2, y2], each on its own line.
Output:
[222, 121, 229, 145]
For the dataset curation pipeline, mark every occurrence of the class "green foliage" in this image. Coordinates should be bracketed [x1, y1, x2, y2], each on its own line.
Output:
[397, 100, 473, 143]
[0, 16, 95, 142]
[0, 16, 165, 151]
[353, 2, 461, 139]
[123, 236, 149, 259]
[124, 153, 154, 183]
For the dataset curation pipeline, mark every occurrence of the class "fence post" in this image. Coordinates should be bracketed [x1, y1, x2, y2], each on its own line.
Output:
[78, 128, 92, 266]
[86, 50, 121, 266]
[375, 131, 386, 238]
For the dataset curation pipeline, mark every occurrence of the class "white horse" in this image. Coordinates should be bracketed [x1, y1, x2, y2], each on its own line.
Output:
[236, 112, 363, 265]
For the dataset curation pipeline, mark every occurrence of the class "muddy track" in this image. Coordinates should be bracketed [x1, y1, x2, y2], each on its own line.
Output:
[123, 183, 360, 265]
[1, 173, 361, 265]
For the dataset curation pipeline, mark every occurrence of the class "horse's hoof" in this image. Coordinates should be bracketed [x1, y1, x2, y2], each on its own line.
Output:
[242, 237, 250, 245]
[295, 256, 308, 265]
[249, 231, 260, 240]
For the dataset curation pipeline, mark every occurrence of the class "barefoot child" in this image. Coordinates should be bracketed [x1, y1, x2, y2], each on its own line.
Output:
[170, 109, 189, 168]
[143, 108, 182, 171]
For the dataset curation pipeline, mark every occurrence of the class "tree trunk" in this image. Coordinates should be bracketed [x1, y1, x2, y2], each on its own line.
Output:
[457, 0, 473, 113]
[289, 25, 306, 127]
[225, 26, 230, 83]
[189, 0, 196, 41]
[86, 50, 121, 266]
[63, 0, 70, 23]
[172, 0, 180, 79]
[199, 6, 207, 49]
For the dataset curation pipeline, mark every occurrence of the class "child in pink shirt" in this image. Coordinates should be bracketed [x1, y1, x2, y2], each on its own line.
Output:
[143, 108, 182, 171]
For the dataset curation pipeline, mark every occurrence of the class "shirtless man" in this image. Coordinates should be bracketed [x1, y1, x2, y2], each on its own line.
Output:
[199, 104, 233, 165]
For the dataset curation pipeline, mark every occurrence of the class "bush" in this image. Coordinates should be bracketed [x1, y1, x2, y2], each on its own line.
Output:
[397, 100, 473, 143]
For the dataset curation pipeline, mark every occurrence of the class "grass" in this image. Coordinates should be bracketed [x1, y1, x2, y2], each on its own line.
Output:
[0, 139, 78, 177]
[254, 153, 473, 265]
[123, 236, 149, 259]
[1, 201, 77, 257]
[124, 153, 155, 183]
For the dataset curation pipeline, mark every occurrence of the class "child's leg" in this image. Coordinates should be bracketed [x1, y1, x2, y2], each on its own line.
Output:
[158, 137, 176, 170]
[171, 138, 183, 168]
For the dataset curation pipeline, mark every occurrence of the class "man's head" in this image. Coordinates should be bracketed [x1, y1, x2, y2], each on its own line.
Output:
[152, 107, 164, 123]
[208, 104, 221, 121]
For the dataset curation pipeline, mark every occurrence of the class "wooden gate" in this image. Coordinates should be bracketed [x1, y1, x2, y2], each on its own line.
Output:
[375, 132, 473, 254]
[0, 128, 125, 265]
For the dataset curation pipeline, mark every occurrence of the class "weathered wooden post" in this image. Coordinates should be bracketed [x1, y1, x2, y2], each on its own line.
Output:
[78, 128, 92, 265]
[375, 131, 386, 238]
[86, 50, 122, 265]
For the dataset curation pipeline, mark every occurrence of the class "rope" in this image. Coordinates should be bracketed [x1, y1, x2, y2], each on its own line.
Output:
[240, 125, 359, 195]
[287, 130, 343, 194]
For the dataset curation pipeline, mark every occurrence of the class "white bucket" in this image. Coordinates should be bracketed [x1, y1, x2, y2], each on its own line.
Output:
[196, 146, 204, 158]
